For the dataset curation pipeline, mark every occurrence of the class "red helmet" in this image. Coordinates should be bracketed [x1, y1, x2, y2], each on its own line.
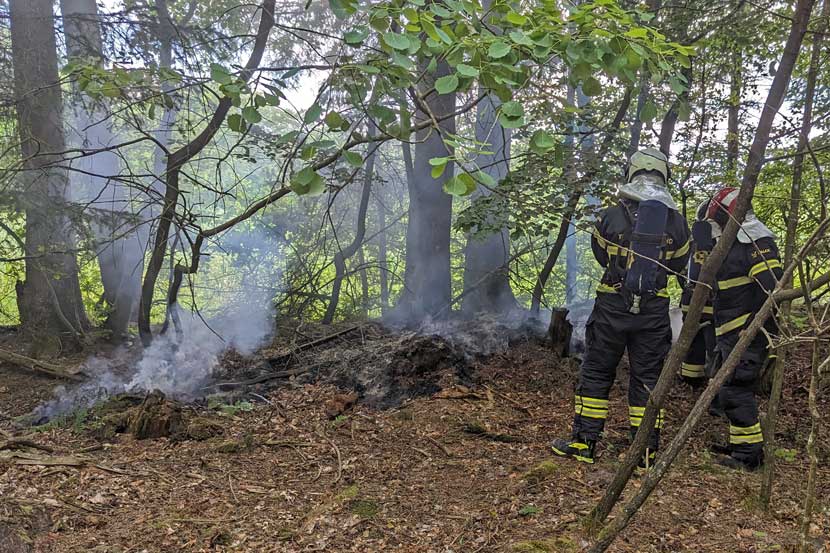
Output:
[706, 187, 739, 221]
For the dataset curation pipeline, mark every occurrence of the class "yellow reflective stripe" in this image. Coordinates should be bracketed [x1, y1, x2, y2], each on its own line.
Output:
[749, 259, 782, 277]
[666, 239, 691, 260]
[576, 406, 608, 419]
[629, 407, 664, 428]
[716, 313, 751, 336]
[730, 424, 764, 445]
[656, 288, 669, 298]
[576, 395, 609, 408]
[597, 283, 618, 294]
[730, 423, 762, 435]
[681, 363, 705, 378]
[717, 275, 753, 290]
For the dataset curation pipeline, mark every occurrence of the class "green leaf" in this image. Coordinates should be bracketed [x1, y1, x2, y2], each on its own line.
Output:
[342, 150, 363, 167]
[383, 32, 411, 51]
[430, 4, 452, 18]
[435, 74, 459, 94]
[500, 101, 523, 118]
[505, 11, 528, 25]
[582, 77, 602, 97]
[640, 100, 658, 122]
[431, 161, 447, 179]
[669, 76, 687, 95]
[324, 111, 347, 130]
[443, 173, 476, 196]
[242, 106, 262, 124]
[625, 27, 649, 39]
[344, 27, 369, 45]
[677, 100, 691, 122]
[210, 63, 232, 85]
[456, 63, 479, 77]
[475, 170, 497, 187]
[227, 113, 245, 132]
[355, 64, 381, 74]
[291, 167, 326, 195]
[101, 83, 121, 98]
[304, 103, 323, 124]
[488, 41, 511, 59]
[508, 30, 534, 47]
[329, 0, 357, 18]
[529, 129, 557, 155]
[429, 156, 450, 166]
[263, 93, 281, 106]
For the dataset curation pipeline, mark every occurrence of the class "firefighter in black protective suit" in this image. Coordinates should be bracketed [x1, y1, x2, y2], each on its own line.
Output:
[551, 148, 691, 466]
[706, 187, 783, 470]
[678, 200, 716, 387]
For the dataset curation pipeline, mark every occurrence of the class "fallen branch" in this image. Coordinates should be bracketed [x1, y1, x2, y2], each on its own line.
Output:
[0, 347, 84, 381]
[0, 437, 54, 453]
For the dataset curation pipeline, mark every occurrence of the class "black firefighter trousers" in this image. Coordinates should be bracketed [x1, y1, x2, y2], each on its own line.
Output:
[715, 330, 770, 461]
[572, 292, 672, 450]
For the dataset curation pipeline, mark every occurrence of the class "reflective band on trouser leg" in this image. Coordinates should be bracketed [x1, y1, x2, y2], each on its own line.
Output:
[575, 395, 609, 420]
[629, 406, 665, 429]
[729, 423, 763, 445]
[681, 362, 705, 378]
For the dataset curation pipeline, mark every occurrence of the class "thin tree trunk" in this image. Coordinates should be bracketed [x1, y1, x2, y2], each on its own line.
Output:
[589, 0, 815, 527]
[798, 334, 822, 552]
[357, 246, 369, 318]
[323, 124, 378, 324]
[10, 0, 89, 343]
[530, 89, 631, 314]
[138, 0, 275, 346]
[659, 65, 692, 154]
[590, 210, 829, 553]
[377, 195, 389, 313]
[61, 0, 143, 341]
[760, 0, 826, 508]
[726, 49, 742, 177]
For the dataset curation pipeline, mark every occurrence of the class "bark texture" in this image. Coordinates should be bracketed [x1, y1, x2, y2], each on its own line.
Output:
[11, 0, 89, 343]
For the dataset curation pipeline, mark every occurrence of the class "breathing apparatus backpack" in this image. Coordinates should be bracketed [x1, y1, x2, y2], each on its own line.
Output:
[623, 199, 669, 313]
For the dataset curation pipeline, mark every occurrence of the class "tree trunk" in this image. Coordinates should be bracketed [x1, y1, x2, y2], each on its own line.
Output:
[589, 0, 815, 528]
[377, 195, 389, 313]
[798, 332, 822, 552]
[461, 93, 516, 315]
[138, 0, 275, 346]
[394, 63, 455, 322]
[10, 0, 89, 344]
[323, 124, 378, 324]
[60, 0, 144, 341]
[760, 0, 827, 507]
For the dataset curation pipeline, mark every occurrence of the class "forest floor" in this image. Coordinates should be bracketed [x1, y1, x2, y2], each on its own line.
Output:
[0, 320, 828, 553]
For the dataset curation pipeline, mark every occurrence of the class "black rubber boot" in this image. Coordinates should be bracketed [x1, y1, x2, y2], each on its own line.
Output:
[551, 438, 596, 464]
[715, 450, 764, 472]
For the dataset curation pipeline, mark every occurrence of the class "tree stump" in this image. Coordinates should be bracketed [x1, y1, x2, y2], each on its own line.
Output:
[548, 308, 572, 358]
[128, 391, 184, 440]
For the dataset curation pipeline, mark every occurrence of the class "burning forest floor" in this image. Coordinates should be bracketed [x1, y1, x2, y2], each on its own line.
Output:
[0, 319, 829, 553]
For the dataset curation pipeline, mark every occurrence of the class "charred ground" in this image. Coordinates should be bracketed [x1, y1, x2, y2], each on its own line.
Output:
[0, 321, 828, 553]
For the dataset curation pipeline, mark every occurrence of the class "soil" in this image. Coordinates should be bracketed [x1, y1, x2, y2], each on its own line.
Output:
[0, 322, 828, 553]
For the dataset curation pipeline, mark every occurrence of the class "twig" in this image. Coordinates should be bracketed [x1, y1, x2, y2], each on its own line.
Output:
[483, 385, 532, 415]
[425, 435, 451, 457]
[319, 432, 342, 484]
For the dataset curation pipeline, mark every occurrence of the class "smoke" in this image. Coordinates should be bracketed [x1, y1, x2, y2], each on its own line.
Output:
[29, 226, 279, 423]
